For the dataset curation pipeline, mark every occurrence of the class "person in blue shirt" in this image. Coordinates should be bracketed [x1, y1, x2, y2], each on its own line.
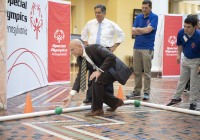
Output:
[166, 16, 200, 110]
[184, 14, 200, 93]
[126, 0, 158, 100]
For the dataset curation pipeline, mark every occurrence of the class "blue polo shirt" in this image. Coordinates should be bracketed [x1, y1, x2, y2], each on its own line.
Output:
[133, 11, 158, 50]
[177, 29, 200, 59]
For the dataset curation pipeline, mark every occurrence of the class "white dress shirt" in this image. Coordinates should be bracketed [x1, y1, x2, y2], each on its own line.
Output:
[81, 18, 125, 47]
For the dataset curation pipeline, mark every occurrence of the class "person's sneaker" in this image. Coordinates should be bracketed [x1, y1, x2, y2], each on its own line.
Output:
[143, 93, 150, 100]
[126, 91, 141, 99]
[189, 103, 197, 110]
[166, 98, 182, 106]
[183, 89, 188, 92]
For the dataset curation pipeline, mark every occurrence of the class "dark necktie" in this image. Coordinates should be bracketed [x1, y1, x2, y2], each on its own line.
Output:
[80, 57, 87, 92]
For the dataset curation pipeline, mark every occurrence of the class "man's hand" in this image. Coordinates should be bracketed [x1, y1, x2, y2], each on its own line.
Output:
[176, 54, 181, 64]
[89, 70, 102, 82]
[132, 27, 140, 35]
[61, 94, 73, 108]
[109, 46, 116, 52]
[110, 43, 120, 52]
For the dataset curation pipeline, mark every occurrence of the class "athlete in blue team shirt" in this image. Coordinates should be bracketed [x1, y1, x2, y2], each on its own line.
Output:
[167, 16, 200, 110]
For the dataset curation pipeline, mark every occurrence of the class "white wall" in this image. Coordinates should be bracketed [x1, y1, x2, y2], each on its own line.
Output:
[151, 0, 169, 72]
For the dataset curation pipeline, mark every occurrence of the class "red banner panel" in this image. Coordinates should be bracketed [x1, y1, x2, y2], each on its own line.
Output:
[48, 1, 70, 82]
[163, 15, 183, 76]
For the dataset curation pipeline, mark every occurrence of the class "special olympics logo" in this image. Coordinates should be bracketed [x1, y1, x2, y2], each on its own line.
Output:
[30, 3, 43, 40]
[54, 30, 65, 43]
[168, 36, 177, 46]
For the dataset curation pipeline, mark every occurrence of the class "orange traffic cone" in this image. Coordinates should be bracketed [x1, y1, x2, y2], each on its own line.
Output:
[117, 85, 124, 100]
[24, 93, 34, 113]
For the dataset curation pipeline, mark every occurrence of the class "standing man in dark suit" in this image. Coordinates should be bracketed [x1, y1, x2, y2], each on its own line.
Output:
[62, 39, 130, 116]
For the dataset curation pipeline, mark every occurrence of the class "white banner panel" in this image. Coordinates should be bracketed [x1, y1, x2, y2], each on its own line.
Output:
[7, 0, 48, 98]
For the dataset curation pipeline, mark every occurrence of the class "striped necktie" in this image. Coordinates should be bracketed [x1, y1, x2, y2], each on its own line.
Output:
[80, 57, 87, 92]
[96, 23, 101, 44]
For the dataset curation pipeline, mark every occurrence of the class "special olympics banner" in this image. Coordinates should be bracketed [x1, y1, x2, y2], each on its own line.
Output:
[162, 15, 183, 76]
[7, 0, 48, 98]
[48, 1, 70, 83]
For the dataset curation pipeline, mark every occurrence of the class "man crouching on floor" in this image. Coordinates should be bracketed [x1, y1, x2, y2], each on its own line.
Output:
[62, 39, 132, 116]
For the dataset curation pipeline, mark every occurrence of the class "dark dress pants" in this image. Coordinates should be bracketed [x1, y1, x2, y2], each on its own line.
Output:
[89, 72, 120, 111]
[86, 70, 114, 100]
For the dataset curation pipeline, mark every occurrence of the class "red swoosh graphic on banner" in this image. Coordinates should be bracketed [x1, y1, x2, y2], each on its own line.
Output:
[7, 62, 42, 85]
[7, 48, 47, 85]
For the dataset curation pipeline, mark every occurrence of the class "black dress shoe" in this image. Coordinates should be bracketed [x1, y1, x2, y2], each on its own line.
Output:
[106, 99, 124, 112]
[83, 98, 92, 103]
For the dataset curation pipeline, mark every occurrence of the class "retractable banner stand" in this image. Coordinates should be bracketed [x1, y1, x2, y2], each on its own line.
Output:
[162, 15, 183, 77]
[7, 0, 48, 98]
[48, 1, 71, 83]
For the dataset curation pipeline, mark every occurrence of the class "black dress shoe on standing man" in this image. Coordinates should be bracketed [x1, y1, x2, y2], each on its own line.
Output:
[83, 98, 92, 103]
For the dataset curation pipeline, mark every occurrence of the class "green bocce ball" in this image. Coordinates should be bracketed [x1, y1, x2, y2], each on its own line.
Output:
[55, 107, 63, 115]
[134, 100, 140, 107]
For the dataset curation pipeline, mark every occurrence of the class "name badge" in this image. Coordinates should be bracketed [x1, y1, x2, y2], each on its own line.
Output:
[183, 35, 188, 42]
